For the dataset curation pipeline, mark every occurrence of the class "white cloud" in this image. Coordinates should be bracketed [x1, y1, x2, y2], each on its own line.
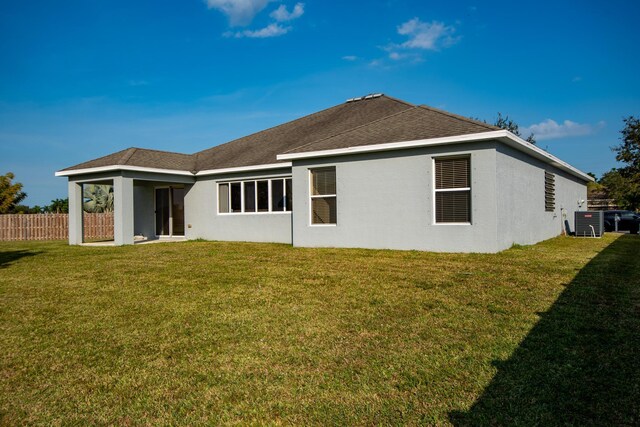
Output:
[396, 18, 459, 50]
[270, 2, 304, 22]
[209, 1, 303, 38]
[342, 55, 358, 61]
[205, 0, 272, 26]
[226, 23, 290, 38]
[523, 119, 605, 140]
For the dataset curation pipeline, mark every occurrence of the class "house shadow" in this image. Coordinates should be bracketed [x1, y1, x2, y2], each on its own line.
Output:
[0, 249, 40, 269]
[450, 235, 640, 426]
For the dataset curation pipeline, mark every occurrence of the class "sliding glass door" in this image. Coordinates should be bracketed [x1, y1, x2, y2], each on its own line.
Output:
[155, 187, 184, 237]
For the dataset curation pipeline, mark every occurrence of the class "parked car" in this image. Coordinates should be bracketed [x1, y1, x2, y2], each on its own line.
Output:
[604, 210, 640, 234]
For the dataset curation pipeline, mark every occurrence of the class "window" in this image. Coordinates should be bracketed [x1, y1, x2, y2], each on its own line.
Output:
[434, 157, 471, 223]
[244, 181, 256, 212]
[218, 178, 292, 214]
[218, 183, 229, 213]
[257, 180, 269, 212]
[271, 179, 285, 211]
[230, 182, 242, 213]
[310, 167, 337, 225]
[545, 171, 555, 212]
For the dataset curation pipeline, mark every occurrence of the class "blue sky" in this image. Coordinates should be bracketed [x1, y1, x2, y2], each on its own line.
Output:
[1, 0, 639, 206]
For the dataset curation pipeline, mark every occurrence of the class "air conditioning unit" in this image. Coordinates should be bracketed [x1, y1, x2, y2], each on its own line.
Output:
[574, 211, 604, 237]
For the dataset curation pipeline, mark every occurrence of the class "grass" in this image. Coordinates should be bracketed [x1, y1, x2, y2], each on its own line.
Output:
[0, 235, 638, 425]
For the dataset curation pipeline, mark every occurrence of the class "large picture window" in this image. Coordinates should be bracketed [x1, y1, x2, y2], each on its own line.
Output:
[218, 178, 292, 214]
[310, 167, 337, 225]
[434, 157, 471, 223]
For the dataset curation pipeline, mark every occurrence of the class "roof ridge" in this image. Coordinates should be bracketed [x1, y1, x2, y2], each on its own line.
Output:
[119, 146, 198, 170]
[416, 105, 499, 131]
[193, 151, 202, 172]
[119, 147, 137, 165]
[194, 95, 413, 158]
[377, 94, 416, 108]
[194, 103, 349, 158]
[129, 147, 192, 156]
[282, 106, 421, 154]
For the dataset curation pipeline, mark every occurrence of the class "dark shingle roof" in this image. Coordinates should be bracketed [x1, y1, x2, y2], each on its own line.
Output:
[283, 105, 498, 154]
[193, 95, 414, 170]
[61, 147, 195, 172]
[59, 95, 499, 173]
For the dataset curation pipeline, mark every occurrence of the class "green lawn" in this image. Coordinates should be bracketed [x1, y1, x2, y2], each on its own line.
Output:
[1, 235, 639, 425]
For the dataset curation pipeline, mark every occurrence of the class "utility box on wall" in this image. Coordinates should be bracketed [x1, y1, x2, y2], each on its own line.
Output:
[575, 211, 604, 237]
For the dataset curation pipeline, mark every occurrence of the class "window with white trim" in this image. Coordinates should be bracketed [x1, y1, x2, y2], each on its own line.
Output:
[310, 167, 336, 225]
[434, 157, 471, 223]
[218, 178, 292, 214]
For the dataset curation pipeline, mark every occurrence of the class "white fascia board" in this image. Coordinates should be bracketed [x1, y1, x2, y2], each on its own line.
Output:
[55, 165, 195, 177]
[276, 130, 593, 182]
[276, 131, 504, 161]
[55, 162, 294, 178]
[196, 162, 292, 176]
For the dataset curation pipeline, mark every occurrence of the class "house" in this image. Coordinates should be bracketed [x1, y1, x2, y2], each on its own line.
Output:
[56, 94, 591, 253]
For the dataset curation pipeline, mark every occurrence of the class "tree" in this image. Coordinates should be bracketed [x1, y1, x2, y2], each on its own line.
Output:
[586, 172, 605, 198]
[599, 169, 636, 208]
[0, 172, 27, 214]
[606, 116, 640, 210]
[45, 198, 69, 213]
[12, 205, 42, 214]
[494, 112, 537, 145]
[614, 116, 640, 174]
[83, 184, 113, 213]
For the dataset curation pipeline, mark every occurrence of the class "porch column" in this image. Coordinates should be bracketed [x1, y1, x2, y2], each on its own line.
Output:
[113, 176, 134, 245]
[68, 180, 83, 245]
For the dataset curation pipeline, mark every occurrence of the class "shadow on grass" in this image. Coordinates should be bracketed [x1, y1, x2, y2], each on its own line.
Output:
[0, 249, 40, 269]
[450, 235, 640, 426]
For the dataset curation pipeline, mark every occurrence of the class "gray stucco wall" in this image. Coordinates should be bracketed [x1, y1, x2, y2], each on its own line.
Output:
[64, 143, 588, 251]
[495, 144, 588, 249]
[185, 169, 292, 243]
[290, 142, 501, 252]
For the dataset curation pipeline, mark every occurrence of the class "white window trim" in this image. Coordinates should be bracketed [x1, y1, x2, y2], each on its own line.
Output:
[309, 168, 337, 227]
[432, 156, 472, 226]
[217, 177, 292, 215]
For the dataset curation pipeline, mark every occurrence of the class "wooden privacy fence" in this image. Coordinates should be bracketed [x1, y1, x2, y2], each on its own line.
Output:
[0, 213, 114, 241]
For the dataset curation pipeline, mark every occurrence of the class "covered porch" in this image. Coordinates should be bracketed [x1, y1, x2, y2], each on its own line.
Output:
[63, 170, 195, 245]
